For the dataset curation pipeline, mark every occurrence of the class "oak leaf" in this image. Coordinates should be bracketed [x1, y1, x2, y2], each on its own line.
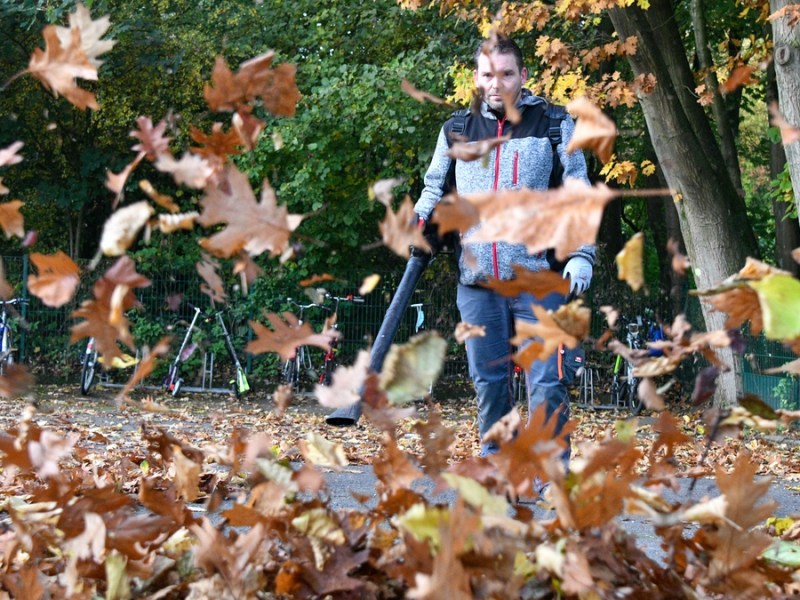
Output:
[198, 165, 303, 258]
[27, 251, 80, 307]
[196, 256, 227, 304]
[430, 192, 480, 236]
[155, 152, 214, 189]
[401, 79, 447, 105]
[246, 311, 340, 361]
[0, 142, 24, 168]
[298, 432, 349, 471]
[379, 195, 430, 259]
[140, 179, 179, 213]
[53, 3, 115, 67]
[0, 200, 25, 239]
[130, 116, 171, 159]
[158, 211, 198, 234]
[481, 265, 570, 298]
[566, 96, 616, 163]
[447, 134, 511, 162]
[511, 304, 581, 368]
[380, 331, 446, 405]
[373, 433, 423, 494]
[232, 109, 265, 151]
[28, 25, 99, 110]
[172, 446, 201, 502]
[720, 64, 757, 95]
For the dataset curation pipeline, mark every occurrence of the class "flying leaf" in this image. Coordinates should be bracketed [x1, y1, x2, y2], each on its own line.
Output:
[447, 134, 511, 162]
[430, 193, 480, 236]
[768, 102, 800, 145]
[155, 152, 214, 189]
[380, 331, 447, 405]
[158, 211, 199, 234]
[172, 446, 201, 502]
[54, 2, 116, 67]
[768, 4, 800, 26]
[748, 274, 800, 340]
[130, 116, 171, 159]
[401, 79, 447, 105]
[105, 153, 144, 207]
[720, 65, 757, 95]
[0, 364, 35, 399]
[481, 265, 570, 298]
[314, 349, 370, 409]
[28, 26, 99, 110]
[0, 259, 13, 299]
[373, 434, 424, 494]
[512, 304, 580, 368]
[616, 232, 645, 292]
[566, 96, 617, 163]
[198, 165, 303, 258]
[370, 178, 405, 207]
[196, 255, 227, 304]
[667, 238, 690, 275]
[359, 273, 381, 295]
[464, 179, 617, 261]
[232, 109, 266, 151]
[379, 195, 430, 259]
[246, 311, 340, 361]
[99, 201, 153, 256]
[298, 432, 349, 470]
[27, 251, 80, 308]
[139, 179, 179, 213]
[0, 200, 25, 239]
[0, 142, 24, 168]
[441, 473, 509, 516]
[189, 123, 243, 162]
[454, 321, 486, 343]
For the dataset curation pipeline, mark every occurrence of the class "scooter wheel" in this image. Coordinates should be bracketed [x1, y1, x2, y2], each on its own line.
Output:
[171, 378, 183, 397]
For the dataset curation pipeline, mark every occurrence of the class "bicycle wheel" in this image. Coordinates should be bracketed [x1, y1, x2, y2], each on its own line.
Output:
[321, 355, 336, 386]
[628, 371, 643, 415]
[610, 373, 628, 408]
[80, 350, 98, 395]
[0, 329, 10, 377]
[282, 358, 298, 387]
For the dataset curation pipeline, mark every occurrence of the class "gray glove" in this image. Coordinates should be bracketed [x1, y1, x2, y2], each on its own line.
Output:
[562, 256, 592, 295]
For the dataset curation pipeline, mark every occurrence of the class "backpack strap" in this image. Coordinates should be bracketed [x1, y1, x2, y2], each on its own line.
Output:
[544, 102, 567, 188]
[444, 108, 470, 141]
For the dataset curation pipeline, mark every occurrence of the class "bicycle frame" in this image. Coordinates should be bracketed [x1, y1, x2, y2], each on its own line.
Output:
[0, 298, 26, 375]
[282, 299, 320, 389]
[318, 294, 365, 386]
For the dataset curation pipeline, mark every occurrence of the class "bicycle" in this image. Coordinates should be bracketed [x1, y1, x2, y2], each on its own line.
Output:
[214, 309, 250, 398]
[610, 315, 645, 414]
[163, 304, 202, 397]
[282, 298, 322, 389]
[79, 338, 139, 395]
[318, 293, 365, 386]
[0, 298, 27, 376]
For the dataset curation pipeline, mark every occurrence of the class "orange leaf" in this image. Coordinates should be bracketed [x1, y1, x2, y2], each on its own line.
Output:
[447, 134, 511, 162]
[566, 96, 617, 164]
[615, 232, 644, 292]
[27, 251, 80, 308]
[0, 200, 25, 239]
[189, 122, 243, 162]
[481, 265, 570, 298]
[246, 311, 340, 361]
[720, 64, 757, 95]
[769, 102, 800, 145]
[139, 179, 180, 213]
[378, 195, 430, 259]
[512, 304, 581, 367]
[198, 165, 303, 259]
[401, 79, 447, 105]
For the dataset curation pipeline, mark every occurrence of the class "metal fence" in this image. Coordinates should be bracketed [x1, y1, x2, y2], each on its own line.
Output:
[3, 253, 797, 407]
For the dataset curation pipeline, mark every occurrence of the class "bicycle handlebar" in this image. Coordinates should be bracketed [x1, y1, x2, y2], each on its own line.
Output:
[0, 298, 28, 306]
[325, 293, 365, 303]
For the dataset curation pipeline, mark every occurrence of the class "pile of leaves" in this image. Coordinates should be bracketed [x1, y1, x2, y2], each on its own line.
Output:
[4, 4, 800, 598]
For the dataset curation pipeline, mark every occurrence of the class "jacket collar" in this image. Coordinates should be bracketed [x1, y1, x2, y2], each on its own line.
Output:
[479, 89, 547, 120]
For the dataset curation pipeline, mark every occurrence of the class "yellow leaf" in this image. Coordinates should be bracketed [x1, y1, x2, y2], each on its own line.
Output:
[380, 332, 447, 405]
[615, 232, 644, 291]
[441, 473, 509, 516]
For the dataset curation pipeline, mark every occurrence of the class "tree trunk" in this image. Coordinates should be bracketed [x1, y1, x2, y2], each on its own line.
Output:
[770, 0, 800, 222]
[609, 0, 759, 406]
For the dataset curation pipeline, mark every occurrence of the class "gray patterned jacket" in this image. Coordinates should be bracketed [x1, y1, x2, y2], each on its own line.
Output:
[414, 90, 596, 285]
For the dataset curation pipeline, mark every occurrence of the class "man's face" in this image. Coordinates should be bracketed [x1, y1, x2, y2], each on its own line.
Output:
[473, 50, 528, 113]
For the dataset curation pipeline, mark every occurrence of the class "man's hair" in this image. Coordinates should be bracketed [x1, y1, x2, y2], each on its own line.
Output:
[473, 36, 524, 72]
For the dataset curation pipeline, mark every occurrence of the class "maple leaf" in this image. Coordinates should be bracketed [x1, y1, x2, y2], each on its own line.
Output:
[768, 102, 800, 145]
[155, 152, 214, 189]
[448, 134, 511, 161]
[99, 200, 153, 256]
[0, 141, 24, 168]
[465, 179, 617, 261]
[511, 304, 581, 368]
[27, 26, 99, 110]
[130, 116, 171, 159]
[27, 251, 80, 308]
[53, 3, 115, 67]
[616, 232, 645, 291]
[196, 255, 227, 304]
[246, 311, 340, 361]
[566, 96, 617, 163]
[204, 52, 301, 117]
[0, 200, 25, 239]
[314, 349, 370, 408]
[481, 265, 570, 298]
[198, 165, 303, 258]
[189, 122, 243, 162]
[401, 79, 447, 105]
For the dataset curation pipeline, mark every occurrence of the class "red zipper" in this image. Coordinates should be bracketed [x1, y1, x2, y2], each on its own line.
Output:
[512, 151, 519, 185]
[492, 117, 506, 278]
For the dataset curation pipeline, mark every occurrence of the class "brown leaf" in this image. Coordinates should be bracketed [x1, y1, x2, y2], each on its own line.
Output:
[198, 165, 303, 258]
[565, 96, 617, 163]
[0, 141, 24, 168]
[273, 383, 293, 416]
[616, 232, 645, 291]
[454, 321, 486, 343]
[768, 102, 800, 145]
[196, 255, 227, 304]
[27, 250, 80, 308]
[173, 446, 201, 502]
[373, 433, 423, 494]
[115, 336, 171, 401]
[401, 79, 447, 105]
[190, 122, 243, 162]
[158, 211, 199, 234]
[27, 26, 99, 110]
[0, 258, 14, 299]
[768, 3, 800, 26]
[314, 349, 370, 408]
[0, 364, 34, 399]
[720, 64, 757, 95]
[447, 134, 511, 162]
[139, 179, 179, 213]
[99, 200, 154, 256]
[667, 238, 690, 275]
[413, 407, 455, 478]
[636, 377, 665, 411]
[155, 152, 214, 189]
[465, 180, 617, 261]
[650, 411, 691, 460]
[130, 116, 171, 159]
[204, 52, 301, 117]
[105, 153, 144, 208]
[246, 311, 340, 361]
[706, 285, 763, 334]
[481, 265, 570, 298]
[0, 200, 25, 239]
[481, 406, 521, 447]
[430, 192, 480, 236]
[379, 195, 430, 259]
[512, 304, 581, 368]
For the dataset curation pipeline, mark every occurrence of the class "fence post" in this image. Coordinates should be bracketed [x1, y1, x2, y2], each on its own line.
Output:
[21, 254, 28, 362]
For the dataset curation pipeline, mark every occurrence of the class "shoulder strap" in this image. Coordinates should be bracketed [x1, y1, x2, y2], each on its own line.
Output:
[544, 102, 567, 189]
[445, 108, 470, 140]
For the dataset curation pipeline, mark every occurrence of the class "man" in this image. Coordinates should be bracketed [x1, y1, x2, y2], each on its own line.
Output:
[414, 37, 594, 464]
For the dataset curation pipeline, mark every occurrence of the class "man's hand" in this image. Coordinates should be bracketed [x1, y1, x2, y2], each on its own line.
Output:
[562, 256, 592, 295]
[411, 214, 441, 257]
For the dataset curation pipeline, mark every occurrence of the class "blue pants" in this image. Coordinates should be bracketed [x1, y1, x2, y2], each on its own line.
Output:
[456, 284, 570, 457]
